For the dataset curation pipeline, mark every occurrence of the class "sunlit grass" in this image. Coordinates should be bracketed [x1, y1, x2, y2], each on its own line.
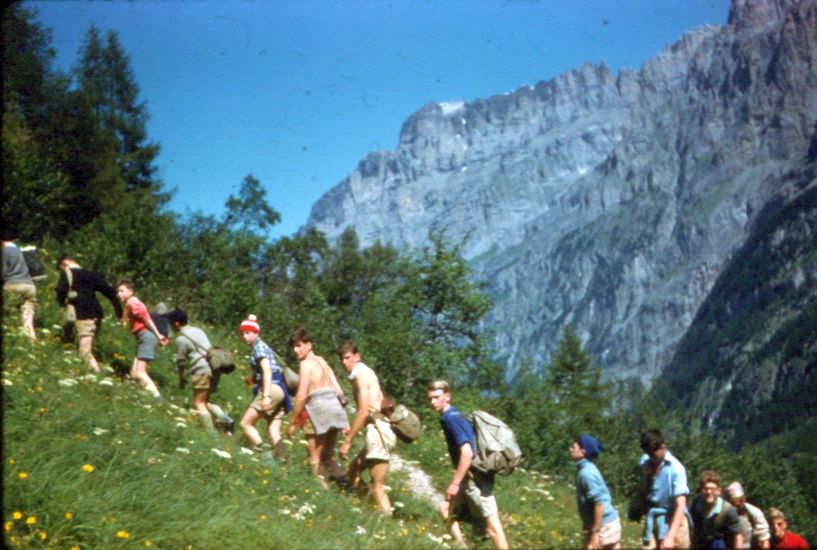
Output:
[3, 261, 641, 548]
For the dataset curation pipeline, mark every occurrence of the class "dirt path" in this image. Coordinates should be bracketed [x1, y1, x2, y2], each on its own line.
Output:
[389, 454, 444, 507]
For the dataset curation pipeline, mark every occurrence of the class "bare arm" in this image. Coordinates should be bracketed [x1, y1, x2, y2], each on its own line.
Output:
[585, 502, 603, 549]
[287, 359, 312, 437]
[259, 357, 273, 409]
[447, 443, 473, 501]
[340, 372, 373, 458]
[660, 494, 686, 550]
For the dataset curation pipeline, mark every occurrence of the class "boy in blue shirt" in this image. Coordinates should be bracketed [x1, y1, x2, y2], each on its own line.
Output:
[427, 380, 508, 549]
[571, 434, 621, 549]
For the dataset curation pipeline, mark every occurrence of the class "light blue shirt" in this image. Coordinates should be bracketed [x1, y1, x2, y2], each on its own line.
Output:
[575, 459, 619, 529]
[639, 450, 689, 508]
[639, 450, 691, 543]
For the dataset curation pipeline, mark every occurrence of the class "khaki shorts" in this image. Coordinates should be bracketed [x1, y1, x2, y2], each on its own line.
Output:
[250, 384, 285, 420]
[364, 419, 396, 461]
[75, 318, 100, 339]
[643, 514, 690, 549]
[191, 371, 212, 391]
[589, 517, 621, 549]
[453, 471, 498, 520]
[3, 283, 37, 316]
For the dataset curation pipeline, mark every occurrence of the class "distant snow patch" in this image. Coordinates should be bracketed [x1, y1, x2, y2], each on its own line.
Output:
[439, 101, 465, 115]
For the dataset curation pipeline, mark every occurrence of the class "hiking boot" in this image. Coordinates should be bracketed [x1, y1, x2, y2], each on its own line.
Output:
[272, 440, 287, 463]
[335, 475, 354, 493]
[252, 443, 275, 464]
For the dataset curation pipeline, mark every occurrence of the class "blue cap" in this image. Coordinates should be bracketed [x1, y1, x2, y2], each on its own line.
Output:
[579, 434, 603, 461]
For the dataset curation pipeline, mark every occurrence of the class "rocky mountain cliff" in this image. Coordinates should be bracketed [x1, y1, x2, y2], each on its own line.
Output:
[307, 0, 817, 385]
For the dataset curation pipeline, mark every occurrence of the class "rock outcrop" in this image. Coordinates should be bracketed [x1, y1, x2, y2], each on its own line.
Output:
[307, 0, 817, 388]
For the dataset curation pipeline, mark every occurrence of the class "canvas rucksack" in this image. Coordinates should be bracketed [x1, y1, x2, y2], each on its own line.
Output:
[150, 311, 170, 338]
[20, 246, 47, 283]
[271, 349, 299, 394]
[379, 397, 421, 443]
[466, 410, 522, 476]
[179, 332, 236, 375]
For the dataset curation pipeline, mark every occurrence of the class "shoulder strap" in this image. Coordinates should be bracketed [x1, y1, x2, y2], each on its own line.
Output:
[64, 267, 73, 290]
[179, 330, 209, 354]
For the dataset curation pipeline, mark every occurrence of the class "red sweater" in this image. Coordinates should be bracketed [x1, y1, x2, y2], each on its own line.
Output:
[774, 531, 810, 550]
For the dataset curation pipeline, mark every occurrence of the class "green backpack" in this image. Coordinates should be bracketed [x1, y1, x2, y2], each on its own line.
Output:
[466, 410, 522, 476]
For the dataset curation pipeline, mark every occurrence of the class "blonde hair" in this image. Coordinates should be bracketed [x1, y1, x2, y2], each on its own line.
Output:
[768, 508, 786, 522]
[426, 380, 451, 393]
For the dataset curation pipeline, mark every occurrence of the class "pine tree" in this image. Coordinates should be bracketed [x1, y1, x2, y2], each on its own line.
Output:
[77, 26, 162, 198]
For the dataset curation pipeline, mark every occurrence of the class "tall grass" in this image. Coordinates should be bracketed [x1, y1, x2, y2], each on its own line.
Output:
[3, 270, 641, 548]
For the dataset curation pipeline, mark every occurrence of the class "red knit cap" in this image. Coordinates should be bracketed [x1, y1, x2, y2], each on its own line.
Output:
[239, 314, 260, 334]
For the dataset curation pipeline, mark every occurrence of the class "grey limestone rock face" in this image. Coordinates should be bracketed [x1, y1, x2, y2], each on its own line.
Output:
[307, 0, 817, 384]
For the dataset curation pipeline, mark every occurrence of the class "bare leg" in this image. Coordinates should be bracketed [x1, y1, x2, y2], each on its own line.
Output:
[318, 429, 344, 481]
[130, 358, 159, 396]
[369, 460, 392, 515]
[438, 501, 467, 548]
[79, 335, 100, 371]
[240, 407, 265, 446]
[485, 513, 509, 550]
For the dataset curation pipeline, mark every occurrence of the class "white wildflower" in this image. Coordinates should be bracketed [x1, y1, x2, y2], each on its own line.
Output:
[393, 501, 404, 508]
[2, 379, 13, 387]
[93, 427, 110, 436]
[240, 447, 254, 455]
[211, 448, 232, 459]
[355, 526, 367, 536]
[279, 509, 291, 515]
[58, 379, 78, 387]
[79, 374, 98, 382]
[98, 379, 114, 387]
[176, 422, 187, 428]
[175, 447, 191, 454]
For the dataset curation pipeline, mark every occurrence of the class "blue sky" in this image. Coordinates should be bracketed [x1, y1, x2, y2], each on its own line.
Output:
[27, 0, 731, 239]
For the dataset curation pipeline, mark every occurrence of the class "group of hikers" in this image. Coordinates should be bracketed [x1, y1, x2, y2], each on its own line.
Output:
[3, 239, 812, 550]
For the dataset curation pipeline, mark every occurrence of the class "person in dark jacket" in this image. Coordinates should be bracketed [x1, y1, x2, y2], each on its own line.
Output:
[56, 255, 123, 371]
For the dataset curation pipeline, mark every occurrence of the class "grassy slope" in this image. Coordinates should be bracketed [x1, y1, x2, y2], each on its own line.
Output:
[3, 267, 640, 549]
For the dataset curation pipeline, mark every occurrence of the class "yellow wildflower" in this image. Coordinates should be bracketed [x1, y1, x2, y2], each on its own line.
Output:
[262, 479, 269, 486]
[12, 511, 22, 520]
[116, 530, 130, 539]
[83, 464, 95, 473]
[145, 540, 153, 547]
[4, 521, 12, 532]
[71, 546, 80, 550]
[18, 472, 28, 479]
[26, 516, 36, 525]
[65, 512, 74, 520]
[8, 458, 14, 465]
[39, 531, 47, 540]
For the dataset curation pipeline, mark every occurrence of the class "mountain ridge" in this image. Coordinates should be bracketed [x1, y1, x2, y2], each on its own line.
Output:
[307, 0, 817, 386]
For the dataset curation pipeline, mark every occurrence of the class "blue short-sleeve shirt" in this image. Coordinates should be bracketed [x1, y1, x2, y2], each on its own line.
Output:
[249, 338, 282, 385]
[575, 459, 620, 528]
[440, 406, 476, 468]
[639, 450, 689, 508]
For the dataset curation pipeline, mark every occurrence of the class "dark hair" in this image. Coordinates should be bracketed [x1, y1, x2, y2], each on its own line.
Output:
[56, 255, 74, 269]
[640, 429, 665, 453]
[289, 327, 312, 347]
[116, 279, 136, 291]
[166, 308, 188, 326]
[699, 469, 721, 487]
[337, 340, 358, 357]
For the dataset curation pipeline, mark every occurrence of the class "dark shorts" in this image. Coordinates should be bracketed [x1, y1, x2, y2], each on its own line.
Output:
[136, 330, 158, 361]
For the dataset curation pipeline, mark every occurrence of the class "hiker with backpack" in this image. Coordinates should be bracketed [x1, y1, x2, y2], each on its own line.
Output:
[166, 308, 235, 434]
[117, 279, 168, 398]
[689, 469, 743, 549]
[426, 380, 509, 550]
[570, 434, 621, 549]
[725, 482, 771, 549]
[286, 327, 350, 489]
[632, 429, 692, 549]
[2, 238, 37, 341]
[337, 340, 396, 515]
[56, 255, 122, 372]
[238, 315, 292, 459]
